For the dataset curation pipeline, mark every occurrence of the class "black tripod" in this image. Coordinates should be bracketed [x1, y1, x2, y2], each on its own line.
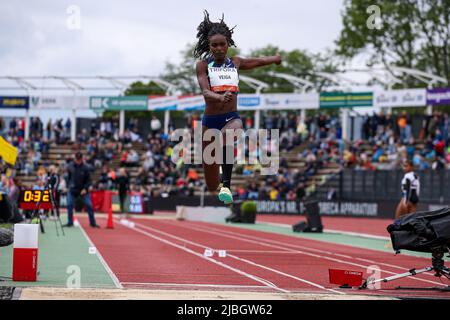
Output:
[31, 178, 65, 236]
[360, 247, 450, 291]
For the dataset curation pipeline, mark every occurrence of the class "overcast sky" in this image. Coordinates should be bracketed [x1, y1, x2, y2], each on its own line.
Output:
[0, 0, 346, 78]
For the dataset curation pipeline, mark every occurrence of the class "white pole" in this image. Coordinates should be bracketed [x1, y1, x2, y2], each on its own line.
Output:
[426, 83, 434, 115]
[200, 184, 205, 207]
[254, 110, 260, 130]
[341, 108, 350, 140]
[387, 84, 393, 115]
[119, 110, 125, 136]
[164, 109, 170, 134]
[300, 108, 306, 125]
[71, 108, 76, 142]
[25, 109, 30, 142]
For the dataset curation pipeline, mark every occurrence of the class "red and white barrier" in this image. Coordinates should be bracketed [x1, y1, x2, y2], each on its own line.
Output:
[12, 224, 39, 282]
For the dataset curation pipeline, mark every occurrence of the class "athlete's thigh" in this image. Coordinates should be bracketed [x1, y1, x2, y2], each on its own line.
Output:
[395, 200, 407, 219]
[406, 202, 417, 214]
[221, 118, 244, 132]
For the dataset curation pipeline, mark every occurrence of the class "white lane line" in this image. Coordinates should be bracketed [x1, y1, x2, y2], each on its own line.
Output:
[120, 220, 289, 293]
[160, 220, 447, 288]
[121, 282, 270, 289]
[78, 223, 123, 289]
[129, 220, 344, 295]
[181, 220, 435, 269]
[219, 223, 440, 278]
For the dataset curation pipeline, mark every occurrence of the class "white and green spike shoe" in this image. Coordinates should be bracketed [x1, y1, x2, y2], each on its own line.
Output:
[218, 186, 233, 205]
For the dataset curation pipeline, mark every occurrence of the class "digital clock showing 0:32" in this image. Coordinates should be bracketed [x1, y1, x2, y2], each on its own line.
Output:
[19, 189, 53, 210]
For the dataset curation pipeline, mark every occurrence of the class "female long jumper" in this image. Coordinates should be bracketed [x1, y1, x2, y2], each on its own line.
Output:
[194, 11, 281, 204]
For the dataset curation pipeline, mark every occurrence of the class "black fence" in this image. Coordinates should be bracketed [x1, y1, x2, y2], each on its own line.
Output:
[321, 169, 450, 203]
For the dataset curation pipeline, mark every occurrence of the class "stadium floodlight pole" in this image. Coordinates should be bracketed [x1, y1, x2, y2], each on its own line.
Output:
[239, 75, 270, 130]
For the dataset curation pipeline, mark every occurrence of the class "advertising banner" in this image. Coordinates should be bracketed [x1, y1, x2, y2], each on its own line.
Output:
[238, 94, 262, 110]
[176, 95, 205, 111]
[90, 96, 148, 111]
[320, 92, 373, 108]
[374, 89, 426, 108]
[261, 93, 319, 110]
[30, 96, 90, 109]
[147, 96, 178, 111]
[427, 87, 450, 106]
[0, 96, 29, 109]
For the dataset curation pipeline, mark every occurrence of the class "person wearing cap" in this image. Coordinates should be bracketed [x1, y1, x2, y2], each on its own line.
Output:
[65, 152, 99, 228]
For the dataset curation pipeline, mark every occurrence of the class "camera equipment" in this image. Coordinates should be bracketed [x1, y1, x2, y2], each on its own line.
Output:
[361, 207, 450, 291]
[30, 174, 65, 236]
[0, 193, 13, 223]
[292, 200, 323, 233]
[0, 227, 13, 247]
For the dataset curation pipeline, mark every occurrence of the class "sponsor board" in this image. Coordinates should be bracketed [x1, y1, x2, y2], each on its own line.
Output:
[0, 96, 29, 109]
[30, 96, 90, 109]
[374, 89, 426, 108]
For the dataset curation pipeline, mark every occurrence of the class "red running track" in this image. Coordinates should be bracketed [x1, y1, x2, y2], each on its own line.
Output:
[257, 214, 392, 238]
[79, 217, 450, 299]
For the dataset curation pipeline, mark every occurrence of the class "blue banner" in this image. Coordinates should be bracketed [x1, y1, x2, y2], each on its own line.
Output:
[0, 96, 29, 109]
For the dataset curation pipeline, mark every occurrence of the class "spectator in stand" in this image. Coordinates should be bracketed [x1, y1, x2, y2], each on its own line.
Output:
[46, 119, 52, 140]
[397, 112, 408, 143]
[120, 149, 129, 167]
[126, 149, 139, 167]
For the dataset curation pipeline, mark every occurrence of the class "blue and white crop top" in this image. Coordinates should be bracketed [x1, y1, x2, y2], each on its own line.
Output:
[206, 57, 239, 93]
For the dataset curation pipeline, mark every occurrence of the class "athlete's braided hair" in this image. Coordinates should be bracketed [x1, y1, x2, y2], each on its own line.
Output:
[194, 10, 236, 59]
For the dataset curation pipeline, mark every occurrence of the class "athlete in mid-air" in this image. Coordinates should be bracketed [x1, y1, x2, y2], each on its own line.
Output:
[194, 10, 281, 204]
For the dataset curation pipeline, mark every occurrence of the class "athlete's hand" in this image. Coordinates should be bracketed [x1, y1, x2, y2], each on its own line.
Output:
[273, 55, 282, 65]
[80, 189, 87, 195]
[223, 91, 233, 103]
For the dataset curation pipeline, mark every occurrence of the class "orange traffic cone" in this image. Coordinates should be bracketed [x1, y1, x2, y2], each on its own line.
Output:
[106, 206, 114, 229]
[73, 214, 79, 227]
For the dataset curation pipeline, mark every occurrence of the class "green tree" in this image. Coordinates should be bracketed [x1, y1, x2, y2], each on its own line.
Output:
[124, 81, 166, 96]
[160, 44, 339, 94]
[336, 0, 450, 87]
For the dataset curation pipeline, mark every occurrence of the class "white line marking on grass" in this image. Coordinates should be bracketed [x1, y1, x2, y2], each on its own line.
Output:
[161, 220, 447, 288]
[78, 223, 123, 289]
[128, 220, 344, 295]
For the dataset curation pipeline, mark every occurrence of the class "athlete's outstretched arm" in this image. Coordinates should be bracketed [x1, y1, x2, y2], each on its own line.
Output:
[234, 55, 282, 70]
[196, 61, 232, 103]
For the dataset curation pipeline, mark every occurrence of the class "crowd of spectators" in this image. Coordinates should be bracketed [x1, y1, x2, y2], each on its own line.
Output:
[1, 109, 450, 203]
[341, 111, 450, 171]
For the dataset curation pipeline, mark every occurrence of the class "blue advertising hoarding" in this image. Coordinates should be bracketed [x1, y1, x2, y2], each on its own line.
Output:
[0, 96, 29, 109]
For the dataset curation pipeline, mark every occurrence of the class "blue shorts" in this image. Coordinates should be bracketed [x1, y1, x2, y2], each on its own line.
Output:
[201, 111, 240, 130]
